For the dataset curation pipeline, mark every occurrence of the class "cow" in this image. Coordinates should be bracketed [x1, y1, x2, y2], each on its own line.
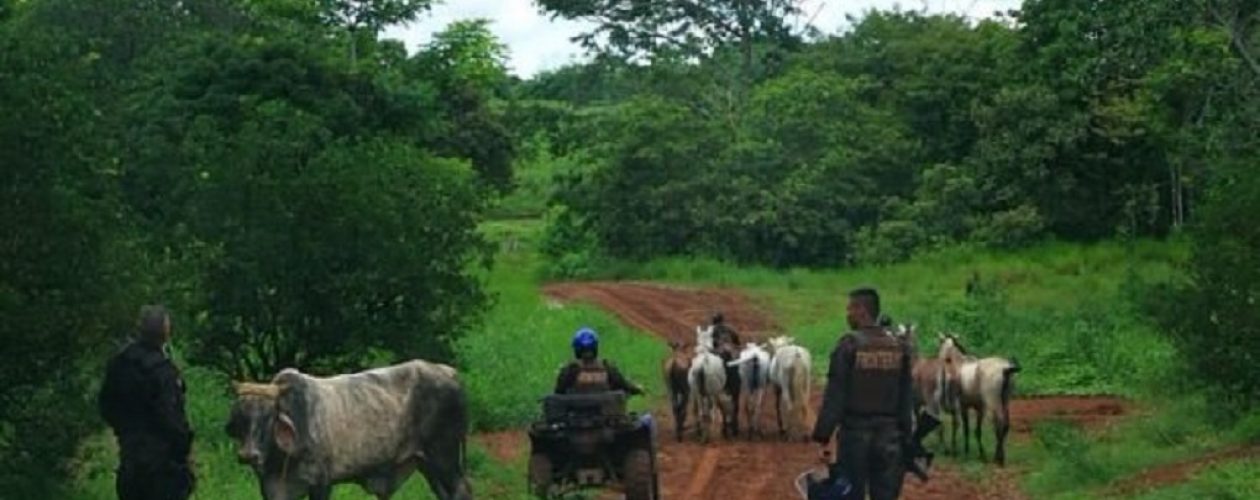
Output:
[226, 360, 472, 500]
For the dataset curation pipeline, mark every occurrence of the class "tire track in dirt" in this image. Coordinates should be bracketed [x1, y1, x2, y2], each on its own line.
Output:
[543, 281, 1132, 500]
[682, 448, 721, 498]
[1102, 443, 1260, 497]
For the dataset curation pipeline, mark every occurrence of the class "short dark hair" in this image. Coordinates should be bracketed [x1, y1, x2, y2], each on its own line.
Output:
[849, 287, 881, 318]
[138, 305, 170, 344]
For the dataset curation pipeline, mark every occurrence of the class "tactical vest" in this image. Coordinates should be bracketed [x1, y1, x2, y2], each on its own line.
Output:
[844, 328, 907, 416]
[572, 360, 611, 393]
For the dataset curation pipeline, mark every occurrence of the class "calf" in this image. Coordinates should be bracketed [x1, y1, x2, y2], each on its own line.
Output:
[226, 360, 472, 500]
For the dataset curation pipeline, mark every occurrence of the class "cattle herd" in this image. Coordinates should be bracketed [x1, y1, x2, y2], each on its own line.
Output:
[223, 324, 1018, 499]
[663, 324, 1020, 466]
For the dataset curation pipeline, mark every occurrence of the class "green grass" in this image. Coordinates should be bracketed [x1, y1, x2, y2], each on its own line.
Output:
[1019, 395, 1231, 499]
[70, 223, 1240, 499]
[580, 239, 1186, 395]
[1129, 459, 1260, 500]
[462, 220, 665, 429]
[546, 234, 1260, 496]
[68, 218, 665, 499]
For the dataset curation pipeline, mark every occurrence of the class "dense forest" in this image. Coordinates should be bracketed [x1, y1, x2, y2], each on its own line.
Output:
[1, 0, 1257, 494]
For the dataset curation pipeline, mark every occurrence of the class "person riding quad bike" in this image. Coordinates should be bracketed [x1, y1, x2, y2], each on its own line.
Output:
[555, 327, 645, 396]
[535, 328, 658, 499]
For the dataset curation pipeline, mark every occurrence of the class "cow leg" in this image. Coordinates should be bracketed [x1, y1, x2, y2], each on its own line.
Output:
[975, 409, 986, 463]
[751, 388, 763, 438]
[418, 455, 471, 500]
[774, 386, 785, 439]
[673, 390, 688, 443]
[309, 485, 333, 500]
[950, 407, 960, 456]
[994, 408, 1010, 467]
[961, 407, 970, 458]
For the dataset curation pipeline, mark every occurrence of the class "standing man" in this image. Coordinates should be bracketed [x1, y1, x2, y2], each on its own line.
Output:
[98, 305, 195, 500]
[811, 288, 915, 500]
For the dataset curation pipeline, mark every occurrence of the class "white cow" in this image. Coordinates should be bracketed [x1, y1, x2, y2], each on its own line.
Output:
[728, 342, 771, 437]
[767, 336, 812, 441]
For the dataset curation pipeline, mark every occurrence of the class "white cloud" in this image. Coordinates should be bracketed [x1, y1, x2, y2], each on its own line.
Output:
[383, 0, 1022, 78]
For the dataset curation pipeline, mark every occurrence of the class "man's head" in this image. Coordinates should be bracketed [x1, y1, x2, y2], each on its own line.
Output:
[711, 312, 725, 325]
[846, 288, 880, 329]
[572, 327, 599, 360]
[137, 305, 171, 346]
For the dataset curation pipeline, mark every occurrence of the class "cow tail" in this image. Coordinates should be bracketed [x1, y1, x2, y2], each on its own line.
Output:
[1001, 358, 1020, 406]
[751, 356, 761, 391]
[698, 361, 708, 396]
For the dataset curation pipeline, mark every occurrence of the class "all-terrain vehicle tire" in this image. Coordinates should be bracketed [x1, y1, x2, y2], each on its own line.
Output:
[528, 453, 552, 498]
[623, 449, 657, 500]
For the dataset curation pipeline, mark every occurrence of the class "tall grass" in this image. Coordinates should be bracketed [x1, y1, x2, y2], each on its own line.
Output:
[459, 234, 665, 429]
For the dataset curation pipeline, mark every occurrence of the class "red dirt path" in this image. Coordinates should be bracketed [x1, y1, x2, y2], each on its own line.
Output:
[541, 281, 1131, 499]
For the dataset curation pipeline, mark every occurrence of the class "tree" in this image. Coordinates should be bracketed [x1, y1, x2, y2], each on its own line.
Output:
[123, 34, 491, 379]
[536, 0, 804, 78]
[0, 13, 143, 494]
[317, 0, 435, 63]
[410, 20, 516, 191]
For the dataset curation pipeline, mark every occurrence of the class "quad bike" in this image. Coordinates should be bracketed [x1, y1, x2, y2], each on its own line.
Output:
[527, 392, 661, 499]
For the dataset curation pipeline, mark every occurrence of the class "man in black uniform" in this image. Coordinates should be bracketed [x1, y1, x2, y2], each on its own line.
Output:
[98, 305, 195, 500]
[708, 312, 742, 434]
[812, 288, 914, 500]
[555, 327, 645, 395]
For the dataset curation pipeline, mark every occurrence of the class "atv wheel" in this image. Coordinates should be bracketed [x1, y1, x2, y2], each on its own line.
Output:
[528, 453, 552, 498]
[623, 449, 657, 500]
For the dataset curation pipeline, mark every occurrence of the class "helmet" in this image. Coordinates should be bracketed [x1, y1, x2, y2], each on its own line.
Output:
[711, 312, 725, 325]
[799, 467, 853, 500]
[572, 327, 599, 357]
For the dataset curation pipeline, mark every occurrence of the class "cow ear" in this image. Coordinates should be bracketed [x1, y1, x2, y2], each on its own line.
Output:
[273, 413, 299, 455]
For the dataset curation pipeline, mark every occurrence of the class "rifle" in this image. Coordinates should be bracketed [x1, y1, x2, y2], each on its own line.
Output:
[904, 411, 940, 483]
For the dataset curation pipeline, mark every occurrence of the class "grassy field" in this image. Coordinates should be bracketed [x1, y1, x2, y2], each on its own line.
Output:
[69, 221, 1257, 499]
[68, 219, 666, 500]
[550, 235, 1260, 498]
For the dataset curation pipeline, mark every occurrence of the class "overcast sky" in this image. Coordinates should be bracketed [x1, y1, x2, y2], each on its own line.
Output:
[382, 0, 1022, 78]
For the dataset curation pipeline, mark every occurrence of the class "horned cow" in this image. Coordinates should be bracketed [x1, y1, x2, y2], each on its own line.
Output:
[226, 360, 472, 500]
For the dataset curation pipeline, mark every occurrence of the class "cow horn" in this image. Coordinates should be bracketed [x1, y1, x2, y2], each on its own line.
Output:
[235, 382, 280, 399]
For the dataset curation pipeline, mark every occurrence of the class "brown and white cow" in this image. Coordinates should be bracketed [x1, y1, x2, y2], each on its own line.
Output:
[226, 360, 472, 500]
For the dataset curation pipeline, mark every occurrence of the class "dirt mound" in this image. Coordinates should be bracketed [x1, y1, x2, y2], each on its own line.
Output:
[542, 281, 1130, 499]
[1103, 444, 1260, 497]
[542, 282, 780, 343]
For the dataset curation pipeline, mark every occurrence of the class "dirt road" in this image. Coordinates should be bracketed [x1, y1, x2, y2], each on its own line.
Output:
[542, 281, 1131, 499]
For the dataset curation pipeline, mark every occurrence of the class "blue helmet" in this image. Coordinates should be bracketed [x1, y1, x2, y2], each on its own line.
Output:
[572, 327, 598, 356]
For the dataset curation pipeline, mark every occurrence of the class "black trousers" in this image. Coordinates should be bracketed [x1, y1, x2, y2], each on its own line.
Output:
[117, 460, 193, 500]
[836, 424, 905, 500]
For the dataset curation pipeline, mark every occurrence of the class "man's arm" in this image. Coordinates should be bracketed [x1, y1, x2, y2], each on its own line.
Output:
[811, 337, 853, 443]
[606, 363, 644, 395]
[151, 365, 193, 460]
[554, 363, 577, 394]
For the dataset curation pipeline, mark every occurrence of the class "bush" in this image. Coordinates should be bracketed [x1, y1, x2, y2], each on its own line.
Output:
[853, 219, 927, 265]
[970, 204, 1046, 249]
[184, 139, 490, 379]
[1149, 164, 1260, 410]
[0, 22, 143, 494]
